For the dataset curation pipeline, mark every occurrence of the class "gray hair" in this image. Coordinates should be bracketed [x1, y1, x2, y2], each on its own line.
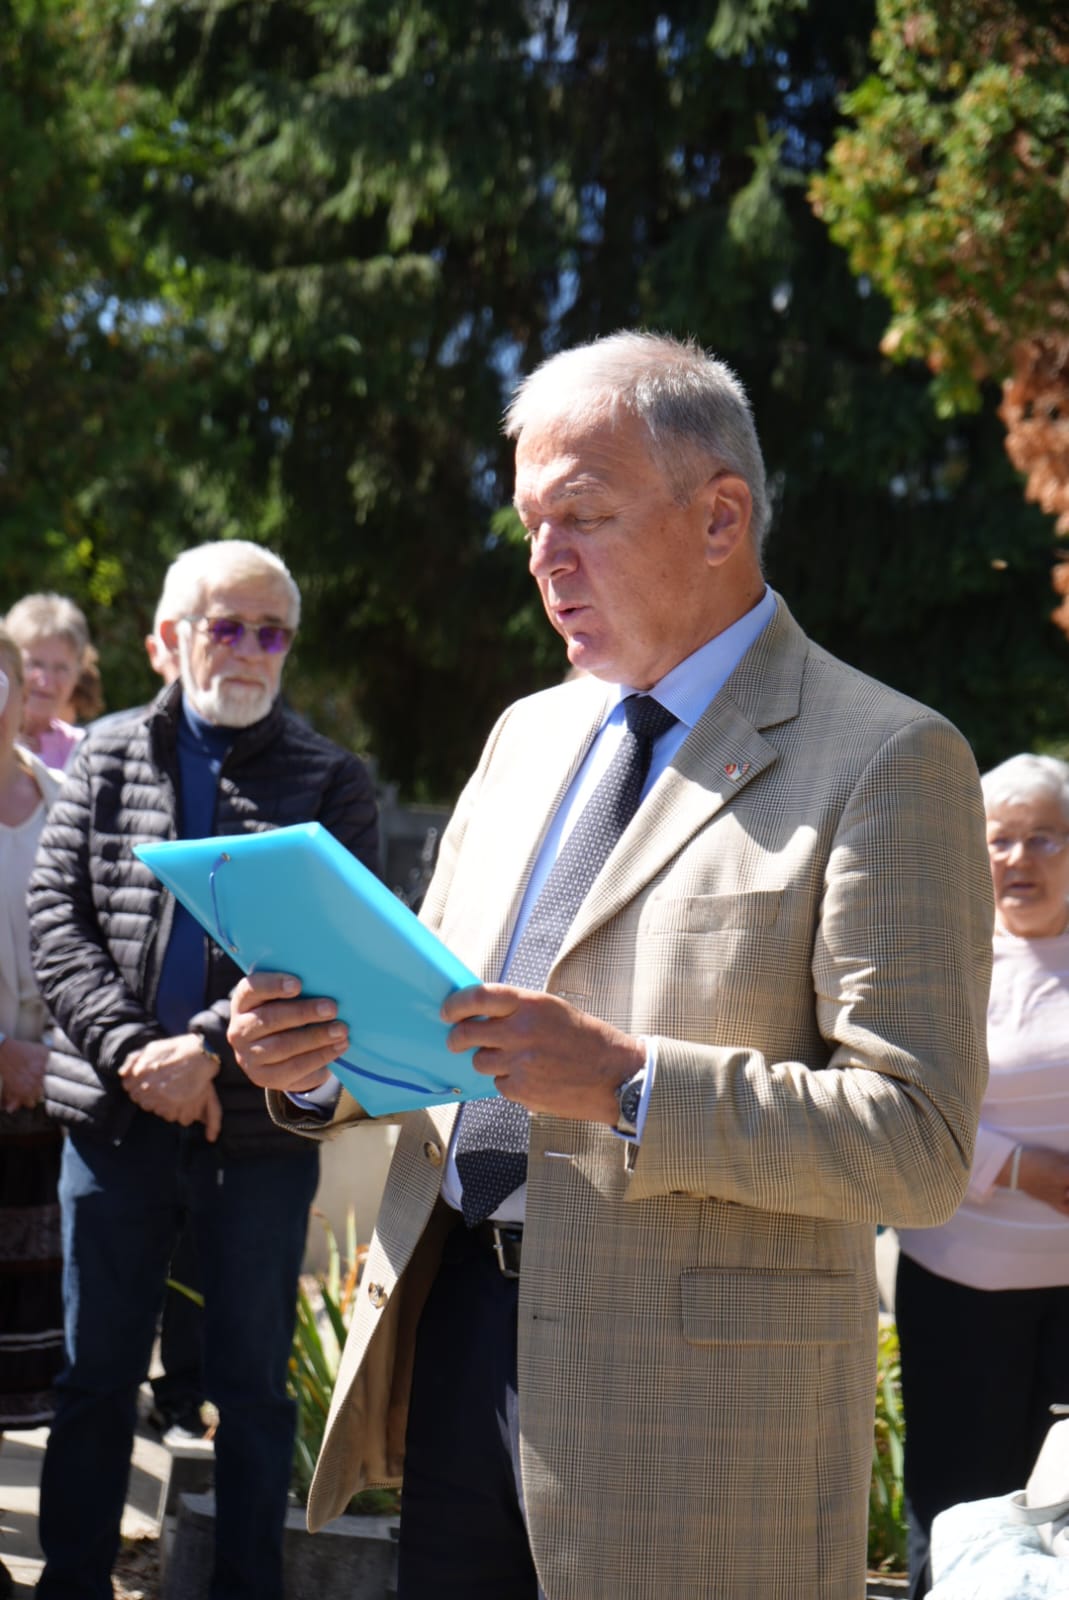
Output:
[981, 753, 1069, 822]
[156, 541, 301, 630]
[503, 330, 772, 551]
[5, 592, 91, 662]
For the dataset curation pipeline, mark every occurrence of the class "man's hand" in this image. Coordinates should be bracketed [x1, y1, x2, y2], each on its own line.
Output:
[441, 984, 645, 1124]
[228, 972, 349, 1093]
[1001, 1145, 1069, 1216]
[0, 1038, 48, 1112]
[119, 1035, 224, 1142]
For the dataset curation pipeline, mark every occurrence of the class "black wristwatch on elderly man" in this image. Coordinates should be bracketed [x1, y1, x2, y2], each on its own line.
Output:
[191, 1024, 223, 1071]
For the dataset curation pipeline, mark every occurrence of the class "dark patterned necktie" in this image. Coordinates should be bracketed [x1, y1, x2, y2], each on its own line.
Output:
[454, 693, 679, 1226]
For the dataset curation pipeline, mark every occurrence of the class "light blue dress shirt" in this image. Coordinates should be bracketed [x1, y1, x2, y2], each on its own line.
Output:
[439, 585, 776, 1221]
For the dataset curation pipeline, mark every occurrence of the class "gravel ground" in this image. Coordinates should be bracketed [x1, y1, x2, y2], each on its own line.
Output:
[112, 1536, 161, 1600]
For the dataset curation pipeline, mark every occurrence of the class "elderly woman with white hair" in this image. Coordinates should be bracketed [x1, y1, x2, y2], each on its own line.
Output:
[895, 751, 1069, 1599]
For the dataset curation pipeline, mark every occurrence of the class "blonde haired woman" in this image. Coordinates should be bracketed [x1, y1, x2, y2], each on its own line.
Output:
[4, 592, 97, 770]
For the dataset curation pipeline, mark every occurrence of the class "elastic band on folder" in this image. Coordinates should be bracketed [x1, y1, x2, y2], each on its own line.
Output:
[336, 1057, 440, 1097]
[210, 853, 239, 953]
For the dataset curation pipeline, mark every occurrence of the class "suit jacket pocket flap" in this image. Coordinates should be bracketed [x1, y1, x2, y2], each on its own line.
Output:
[681, 1268, 862, 1346]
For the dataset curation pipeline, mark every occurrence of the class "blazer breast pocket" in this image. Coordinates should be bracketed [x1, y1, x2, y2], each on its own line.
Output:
[641, 890, 784, 936]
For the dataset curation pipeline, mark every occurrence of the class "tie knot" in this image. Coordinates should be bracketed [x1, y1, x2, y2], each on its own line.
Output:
[623, 694, 677, 747]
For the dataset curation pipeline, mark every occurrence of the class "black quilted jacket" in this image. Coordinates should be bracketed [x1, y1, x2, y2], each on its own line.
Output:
[28, 682, 380, 1156]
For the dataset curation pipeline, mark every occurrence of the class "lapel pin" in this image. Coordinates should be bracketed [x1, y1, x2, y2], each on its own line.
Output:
[724, 761, 750, 780]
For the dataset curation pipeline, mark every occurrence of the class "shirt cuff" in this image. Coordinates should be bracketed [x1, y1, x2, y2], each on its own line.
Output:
[966, 1123, 1018, 1201]
[287, 1079, 342, 1120]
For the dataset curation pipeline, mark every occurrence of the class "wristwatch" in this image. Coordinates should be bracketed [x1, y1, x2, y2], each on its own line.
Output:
[614, 1069, 645, 1137]
[190, 1026, 222, 1071]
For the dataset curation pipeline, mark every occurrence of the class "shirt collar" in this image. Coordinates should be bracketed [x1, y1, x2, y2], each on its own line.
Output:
[608, 586, 775, 730]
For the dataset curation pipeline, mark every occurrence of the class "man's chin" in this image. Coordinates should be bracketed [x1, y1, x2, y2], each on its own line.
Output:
[187, 682, 275, 729]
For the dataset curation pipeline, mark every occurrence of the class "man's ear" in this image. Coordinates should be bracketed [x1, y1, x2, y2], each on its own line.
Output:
[700, 472, 753, 567]
[157, 618, 180, 653]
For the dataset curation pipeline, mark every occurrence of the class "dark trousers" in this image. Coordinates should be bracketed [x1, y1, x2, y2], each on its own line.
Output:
[397, 1221, 545, 1599]
[36, 1114, 319, 1600]
[896, 1250, 1069, 1600]
[151, 1218, 205, 1421]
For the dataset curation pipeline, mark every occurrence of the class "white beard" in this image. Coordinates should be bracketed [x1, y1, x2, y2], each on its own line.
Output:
[178, 652, 276, 728]
[189, 677, 275, 728]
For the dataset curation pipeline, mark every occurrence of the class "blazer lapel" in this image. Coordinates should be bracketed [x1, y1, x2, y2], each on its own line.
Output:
[551, 597, 808, 965]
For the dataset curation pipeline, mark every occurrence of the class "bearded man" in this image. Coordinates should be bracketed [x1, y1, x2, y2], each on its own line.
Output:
[27, 540, 379, 1600]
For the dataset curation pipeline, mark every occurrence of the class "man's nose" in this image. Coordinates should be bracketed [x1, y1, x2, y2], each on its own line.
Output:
[528, 522, 574, 576]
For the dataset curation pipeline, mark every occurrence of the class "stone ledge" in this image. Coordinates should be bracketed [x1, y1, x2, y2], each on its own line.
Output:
[866, 1577, 909, 1597]
[163, 1491, 399, 1600]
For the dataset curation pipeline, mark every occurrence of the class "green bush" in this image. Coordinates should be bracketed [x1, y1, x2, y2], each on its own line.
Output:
[287, 1209, 401, 1517]
[870, 1319, 907, 1573]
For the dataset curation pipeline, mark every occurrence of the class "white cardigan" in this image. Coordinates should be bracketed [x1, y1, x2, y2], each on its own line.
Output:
[899, 926, 1069, 1291]
[0, 748, 63, 1040]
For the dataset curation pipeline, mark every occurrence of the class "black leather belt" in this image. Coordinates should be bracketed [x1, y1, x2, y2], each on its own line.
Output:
[476, 1221, 523, 1279]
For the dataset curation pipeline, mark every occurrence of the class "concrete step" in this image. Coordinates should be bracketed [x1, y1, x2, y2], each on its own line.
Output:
[0, 1410, 174, 1591]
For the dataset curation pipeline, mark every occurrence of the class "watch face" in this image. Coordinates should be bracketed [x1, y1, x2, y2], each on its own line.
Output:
[618, 1079, 642, 1131]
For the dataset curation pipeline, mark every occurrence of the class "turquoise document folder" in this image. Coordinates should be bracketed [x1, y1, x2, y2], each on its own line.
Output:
[134, 822, 495, 1117]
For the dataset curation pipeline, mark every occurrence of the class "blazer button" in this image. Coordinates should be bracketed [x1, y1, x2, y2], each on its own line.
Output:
[366, 1282, 389, 1309]
[422, 1140, 443, 1167]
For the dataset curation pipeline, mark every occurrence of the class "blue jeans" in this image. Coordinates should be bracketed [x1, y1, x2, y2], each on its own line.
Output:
[36, 1114, 319, 1600]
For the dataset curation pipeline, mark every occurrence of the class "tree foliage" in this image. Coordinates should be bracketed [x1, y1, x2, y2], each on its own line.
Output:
[0, 0, 258, 704]
[2, 0, 1067, 794]
[812, 0, 1069, 411]
[811, 1, 1069, 546]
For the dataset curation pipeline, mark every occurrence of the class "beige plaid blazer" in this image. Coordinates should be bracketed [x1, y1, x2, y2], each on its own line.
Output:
[298, 596, 992, 1599]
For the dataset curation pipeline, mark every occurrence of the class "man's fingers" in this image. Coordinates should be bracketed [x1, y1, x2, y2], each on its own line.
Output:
[232, 1032, 348, 1089]
[202, 1086, 223, 1144]
[446, 1015, 511, 1057]
[228, 972, 349, 1092]
[440, 983, 524, 1026]
[236, 1017, 347, 1065]
[229, 991, 341, 1048]
[231, 971, 304, 1012]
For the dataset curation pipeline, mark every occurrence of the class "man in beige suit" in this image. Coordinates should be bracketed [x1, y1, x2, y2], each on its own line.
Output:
[229, 332, 992, 1599]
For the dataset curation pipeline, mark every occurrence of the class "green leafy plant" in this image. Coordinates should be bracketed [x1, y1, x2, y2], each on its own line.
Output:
[287, 1209, 400, 1516]
[869, 1319, 907, 1573]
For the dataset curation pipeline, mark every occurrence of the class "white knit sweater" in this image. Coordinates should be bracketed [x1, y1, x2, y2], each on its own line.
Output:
[898, 927, 1069, 1290]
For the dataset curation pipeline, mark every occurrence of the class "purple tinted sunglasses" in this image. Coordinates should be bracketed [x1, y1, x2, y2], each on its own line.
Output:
[184, 615, 294, 654]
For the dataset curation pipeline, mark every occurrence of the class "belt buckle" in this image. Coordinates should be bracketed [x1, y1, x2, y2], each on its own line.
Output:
[489, 1223, 521, 1279]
